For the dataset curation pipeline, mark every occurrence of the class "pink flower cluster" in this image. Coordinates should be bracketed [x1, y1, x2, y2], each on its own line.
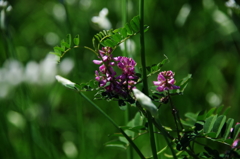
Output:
[153, 70, 180, 92]
[93, 47, 138, 98]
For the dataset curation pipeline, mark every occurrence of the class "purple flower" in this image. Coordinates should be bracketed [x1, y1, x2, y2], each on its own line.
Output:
[114, 56, 136, 75]
[93, 60, 103, 65]
[93, 47, 114, 65]
[153, 70, 180, 92]
[93, 47, 139, 98]
[230, 122, 240, 149]
[232, 139, 240, 149]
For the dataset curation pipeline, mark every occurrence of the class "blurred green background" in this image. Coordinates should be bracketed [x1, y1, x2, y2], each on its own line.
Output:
[1, 0, 240, 158]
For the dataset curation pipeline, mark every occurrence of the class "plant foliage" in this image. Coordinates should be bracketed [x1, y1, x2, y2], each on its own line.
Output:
[92, 15, 149, 51]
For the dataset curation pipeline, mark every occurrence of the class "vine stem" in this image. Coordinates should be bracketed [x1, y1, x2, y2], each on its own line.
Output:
[79, 92, 145, 159]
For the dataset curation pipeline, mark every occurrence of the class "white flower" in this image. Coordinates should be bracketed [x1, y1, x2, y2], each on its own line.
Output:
[132, 88, 158, 118]
[55, 75, 76, 90]
[91, 8, 112, 30]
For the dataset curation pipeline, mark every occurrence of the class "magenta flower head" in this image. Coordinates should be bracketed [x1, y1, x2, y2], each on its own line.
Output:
[114, 56, 137, 75]
[232, 139, 240, 149]
[231, 122, 240, 149]
[93, 47, 139, 98]
[153, 70, 180, 92]
[93, 47, 114, 65]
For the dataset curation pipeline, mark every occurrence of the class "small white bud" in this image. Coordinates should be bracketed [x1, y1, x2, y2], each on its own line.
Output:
[55, 75, 76, 90]
[132, 88, 158, 118]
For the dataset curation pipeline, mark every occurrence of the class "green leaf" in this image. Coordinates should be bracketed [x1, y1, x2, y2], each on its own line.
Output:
[216, 106, 224, 115]
[119, 112, 145, 144]
[144, 25, 150, 32]
[212, 115, 226, 138]
[206, 132, 217, 138]
[177, 74, 192, 93]
[111, 33, 122, 42]
[61, 40, 70, 49]
[50, 51, 61, 57]
[101, 39, 118, 47]
[204, 115, 218, 133]
[146, 60, 166, 75]
[74, 35, 80, 46]
[130, 16, 140, 32]
[66, 34, 72, 47]
[94, 34, 100, 41]
[92, 16, 149, 49]
[120, 28, 127, 37]
[197, 110, 207, 121]
[180, 118, 195, 127]
[223, 118, 234, 140]
[128, 126, 146, 133]
[132, 112, 144, 126]
[185, 112, 197, 122]
[206, 107, 217, 118]
[92, 37, 98, 51]
[233, 123, 240, 140]
[105, 140, 127, 150]
[54, 46, 64, 52]
[222, 106, 231, 115]
[124, 23, 133, 35]
[224, 138, 234, 145]
[132, 16, 140, 26]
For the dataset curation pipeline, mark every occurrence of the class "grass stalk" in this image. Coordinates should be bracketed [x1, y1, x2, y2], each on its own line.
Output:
[139, 0, 158, 158]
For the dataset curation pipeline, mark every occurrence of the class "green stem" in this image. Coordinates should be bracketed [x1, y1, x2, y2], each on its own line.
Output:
[139, 0, 158, 158]
[167, 91, 183, 139]
[83, 46, 98, 55]
[147, 112, 158, 159]
[139, 0, 148, 95]
[79, 92, 145, 159]
[154, 126, 160, 155]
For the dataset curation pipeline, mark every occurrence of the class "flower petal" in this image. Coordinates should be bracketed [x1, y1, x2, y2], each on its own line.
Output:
[93, 60, 103, 65]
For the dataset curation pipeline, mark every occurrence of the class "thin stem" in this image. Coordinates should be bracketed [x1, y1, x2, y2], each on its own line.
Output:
[139, 0, 158, 158]
[83, 46, 98, 55]
[139, 0, 148, 95]
[79, 92, 145, 159]
[147, 112, 158, 159]
[167, 91, 183, 138]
